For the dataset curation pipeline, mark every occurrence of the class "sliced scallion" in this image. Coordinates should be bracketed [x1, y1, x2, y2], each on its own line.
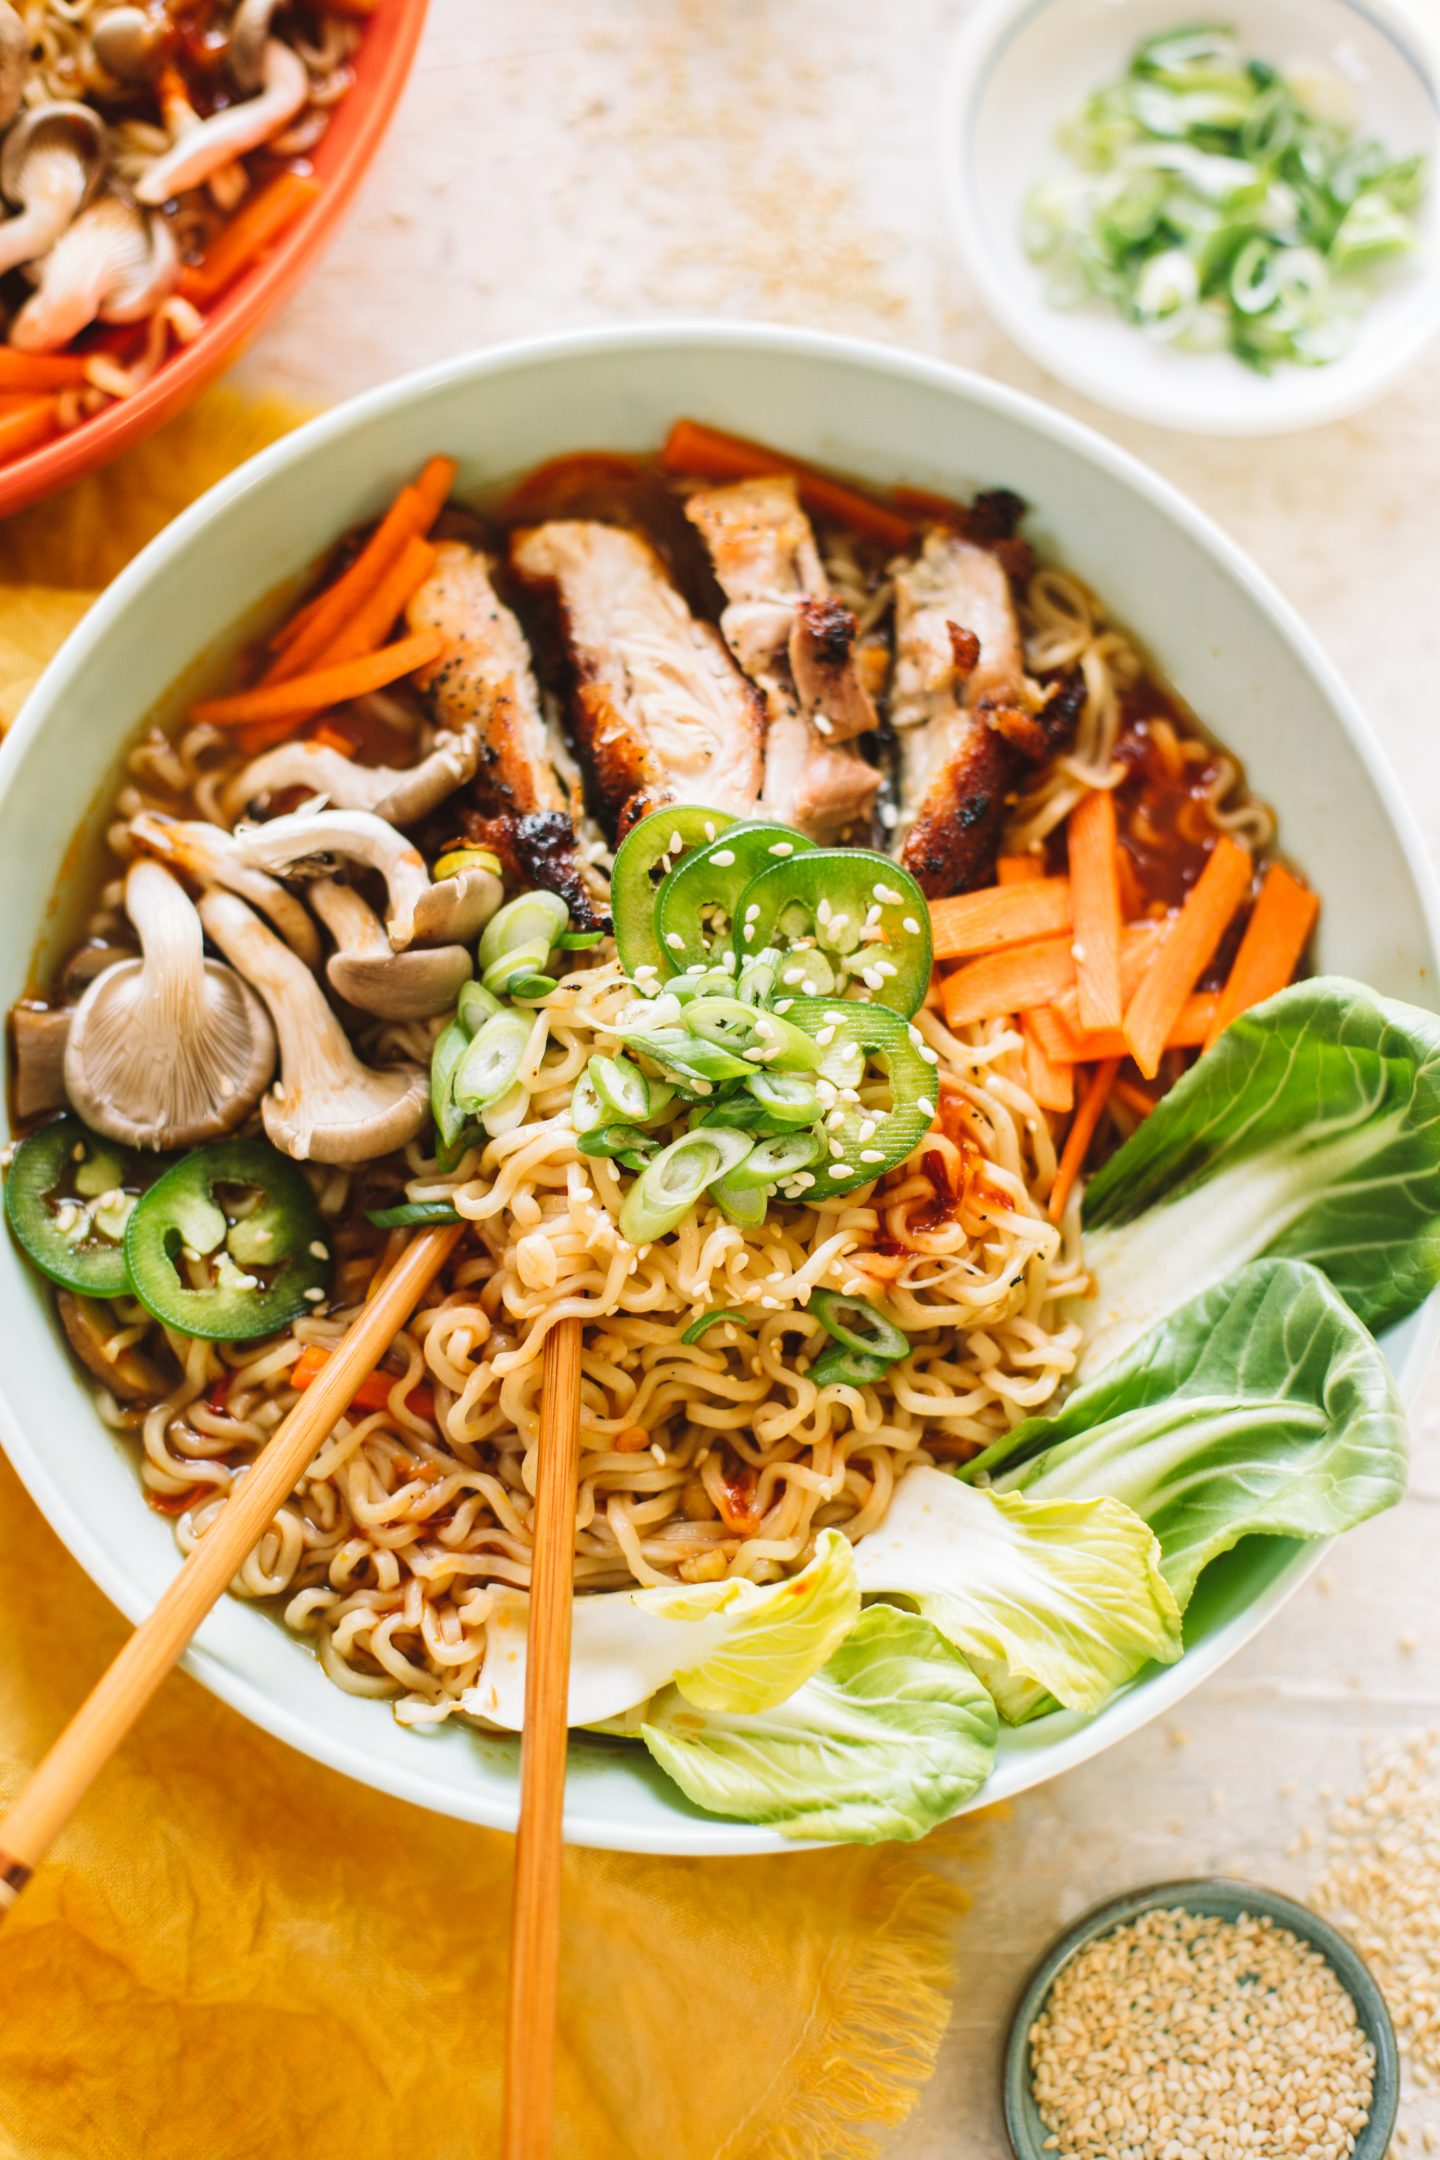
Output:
[618, 1129, 753, 1243]
[453, 1010, 530, 1114]
[681, 1307, 747, 1344]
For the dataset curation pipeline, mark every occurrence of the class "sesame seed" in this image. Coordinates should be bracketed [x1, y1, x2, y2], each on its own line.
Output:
[664, 932, 685, 949]
[710, 848, 735, 866]
[668, 832, 684, 855]
[742, 926, 755, 942]
[859, 1150, 885, 1163]
[704, 821, 716, 840]
[768, 841, 794, 856]
[774, 999, 794, 1014]
[817, 899, 832, 926]
[919, 1046, 939, 1065]
[917, 1098, 935, 1118]
[902, 916, 921, 934]
[814, 713, 833, 736]
[872, 883, 902, 905]
[1028, 1906, 1377, 2160]
[302, 1288, 326, 1304]
[826, 1163, 851, 1178]
[816, 1025, 836, 1047]
[879, 802, 899, 829]
[308, 1241, 330, 1261]
[1314, 1726, 1440, 2093]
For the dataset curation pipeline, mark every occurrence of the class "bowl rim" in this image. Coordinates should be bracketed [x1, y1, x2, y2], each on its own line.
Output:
[940, 0, 1440, 435]
[0, 0, 429, 519]
[1, 318, 1437, 1853]
[1001, 1875, 1401, 2157]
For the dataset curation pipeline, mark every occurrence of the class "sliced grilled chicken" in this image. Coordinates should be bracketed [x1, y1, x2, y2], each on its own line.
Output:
[684, 477, 880, 840]
[407, 540, 599, 922]
[891, 531, 1045, 895]
[510, 520, 764, 833]
[407, 541, 577, 818]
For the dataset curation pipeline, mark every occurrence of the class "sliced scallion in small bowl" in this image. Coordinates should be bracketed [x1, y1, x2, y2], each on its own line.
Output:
[1021, 21, 1427, 372]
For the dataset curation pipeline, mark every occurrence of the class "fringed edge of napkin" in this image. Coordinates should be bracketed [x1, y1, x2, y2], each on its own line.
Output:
[719, 1849, 970, 2160]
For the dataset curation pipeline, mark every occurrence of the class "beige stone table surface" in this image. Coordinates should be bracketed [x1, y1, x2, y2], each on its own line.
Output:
[232, 2, 1440, 2151]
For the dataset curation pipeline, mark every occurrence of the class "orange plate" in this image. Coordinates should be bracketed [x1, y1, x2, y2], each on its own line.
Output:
[0, 0, 428, 519]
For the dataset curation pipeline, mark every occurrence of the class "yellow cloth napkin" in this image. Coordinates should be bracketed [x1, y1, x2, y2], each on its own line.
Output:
[0, 395, 982, 2160]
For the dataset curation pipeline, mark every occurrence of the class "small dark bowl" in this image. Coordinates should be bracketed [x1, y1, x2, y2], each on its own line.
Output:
[1002, 1876, 1400, 2160]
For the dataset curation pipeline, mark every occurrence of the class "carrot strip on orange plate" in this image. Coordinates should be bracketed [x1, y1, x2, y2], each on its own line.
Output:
[1021, 1013, 1074, 1113]
[1048, 992, 1219, 1064]
[940, 935, 1077, 1030]
[1067, 787, 1124, 1031]
[1048, 1058, 1121, 1224]
[929, 876, 1071, 961]
[1205, 862, 1319, 1048]
[1123, 837, 1253, 1079]
[306, 722, 359, 757]
[291, 1343, 435, 1422]
[193, 628, 446, 730]
[659, 418, 915, 551]
[268, 454, 456, 678]
[0, 396, 59, 463]
[178, 171, 322, 306]
[996, 854, 1046, 885]
[0, 351, 88, 391]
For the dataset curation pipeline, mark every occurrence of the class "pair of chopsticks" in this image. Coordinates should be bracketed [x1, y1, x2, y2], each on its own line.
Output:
[0, 1221, 582, 2159]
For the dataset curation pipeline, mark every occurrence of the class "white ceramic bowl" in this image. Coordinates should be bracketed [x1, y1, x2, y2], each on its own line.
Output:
[943, 0, 1440, 434]
[1, 324, 1436, 1855]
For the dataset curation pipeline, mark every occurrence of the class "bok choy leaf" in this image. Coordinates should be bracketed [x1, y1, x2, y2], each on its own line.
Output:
[461, 1529, 858, 1730]
[966, 1258, 1407, 1608]
[852, 1472, 1181, 1719]
[639, 1604, 999, 1843]
[1075, 978, 1440, 1378]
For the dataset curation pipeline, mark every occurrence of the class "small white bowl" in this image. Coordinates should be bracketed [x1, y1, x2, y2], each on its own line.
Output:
[943, 0, 1440, 434]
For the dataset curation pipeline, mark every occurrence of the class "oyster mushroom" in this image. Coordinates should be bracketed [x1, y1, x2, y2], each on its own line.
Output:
[10, 193, 177, 351]
[91, 6, 172, 84]
[0, 103, 107, 279]
[198, 891, 429, 1165]
[220, 727, 481, 827]
[130, 810, 323, 971]
[11, 1003, 72, 1120]
[134, 38, 308, 205]
[310, 880, 473, 1022]
[57, 1289, 176, 1403]
[0, 4, 26, 133]
[63, 859, 276, 1152]
[228, 0, 281, 95]
[232, 806, 502, 950]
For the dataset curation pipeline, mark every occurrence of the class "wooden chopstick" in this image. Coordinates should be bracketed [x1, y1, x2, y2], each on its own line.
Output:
[501, 1314, 584, 2160]
[0, 1218, 465, 1920]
